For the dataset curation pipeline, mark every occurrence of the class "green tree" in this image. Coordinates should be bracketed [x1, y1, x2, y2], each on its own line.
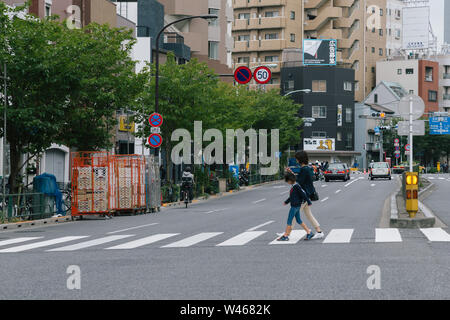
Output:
[0, 4, 142, 193]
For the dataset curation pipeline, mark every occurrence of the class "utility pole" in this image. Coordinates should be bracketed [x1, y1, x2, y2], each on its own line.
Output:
[409, 96, 414, 172]
[1, 63, 7, 220]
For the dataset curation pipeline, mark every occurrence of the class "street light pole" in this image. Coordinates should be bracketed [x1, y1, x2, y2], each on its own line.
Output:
[1, 63, 6, 220]
[154, 15, 218, 114]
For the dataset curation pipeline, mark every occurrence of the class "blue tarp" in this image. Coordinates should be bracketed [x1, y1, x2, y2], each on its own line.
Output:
[33, 173, 64, 215]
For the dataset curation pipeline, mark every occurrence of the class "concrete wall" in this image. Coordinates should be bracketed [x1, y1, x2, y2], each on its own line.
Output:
[376, 60, 419, 95]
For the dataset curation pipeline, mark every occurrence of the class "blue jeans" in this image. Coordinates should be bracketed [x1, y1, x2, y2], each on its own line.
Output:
[287, 207, 302, 226]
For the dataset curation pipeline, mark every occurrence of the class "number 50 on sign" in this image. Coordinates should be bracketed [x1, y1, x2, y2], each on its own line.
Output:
[254, 66, 272, 85]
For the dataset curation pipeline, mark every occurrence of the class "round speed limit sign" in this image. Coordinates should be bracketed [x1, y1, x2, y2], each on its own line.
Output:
[254, 66, 272, 85]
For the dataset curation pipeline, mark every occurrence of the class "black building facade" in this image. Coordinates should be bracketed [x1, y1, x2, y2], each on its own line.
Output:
[281, 65, 359, 164]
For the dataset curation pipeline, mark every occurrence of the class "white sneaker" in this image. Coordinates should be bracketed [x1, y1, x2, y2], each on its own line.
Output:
[312, 232, 324, 240]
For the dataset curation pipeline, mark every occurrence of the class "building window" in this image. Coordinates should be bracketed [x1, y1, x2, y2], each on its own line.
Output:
[344, 81, 352, 91]
[379, 48, 383, 56]
[265, 55, 279, 62]
[238, 35, 250, 41]
[409, 90, 414, 94]
[285, 80, 295, 91]
[346, 133, 353, 148]
[237, 57, 250, 64]
[208, 41, 219, 60]
[374, 94, 378, 103]
[312, 106, 327, 118]
[379, 29, 383, 36]
[290, 11, 295, 20]
[45, 3, 51, 17]
[337, 132, 342, 141]
[372, 47, 375, 53]
[397, 69, 402, 75]
[265, 33, 278, 40]
[312, 131, 327, 138]
[238, 13, 250, 19]
[425, 67, 433, 82]
[312, 80, 327, 92]
[265, 11, 279, 17]
[428, 90, 437, 102]
[406, 68, 414, 75]
[346, 108, 353, 123]
[371, 67, 375, 73]
[208, 8, 219, 26]
[290, 33, 295, 42]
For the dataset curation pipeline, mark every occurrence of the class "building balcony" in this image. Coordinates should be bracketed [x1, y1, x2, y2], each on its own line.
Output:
[233, 0, 287, 9]
[163, 0, 205, 16]
[234, 39, 286, 52]
[304, 7, 342, 31]
[304, 0, 329, 9]
[233, 17, 287, 31]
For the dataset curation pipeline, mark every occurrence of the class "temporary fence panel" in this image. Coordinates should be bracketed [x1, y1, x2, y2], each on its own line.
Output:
[112, 155, 146, 212]
[71, 152, 113, 216]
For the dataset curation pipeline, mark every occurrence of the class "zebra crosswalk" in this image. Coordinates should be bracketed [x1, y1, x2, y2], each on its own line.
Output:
[0, 228, 449, 253]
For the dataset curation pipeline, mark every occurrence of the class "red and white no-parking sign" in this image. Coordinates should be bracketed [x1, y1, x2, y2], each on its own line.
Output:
[253, 66, 272, 84]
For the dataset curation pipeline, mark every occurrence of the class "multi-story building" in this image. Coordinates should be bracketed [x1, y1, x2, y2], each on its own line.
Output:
[281, 65, 359, 165]
[232, 0, 404, 101]
[376, 58, 440, 115]
[445, 0, 450, 45]
[159, 0, 233, 75]
[232, 0, 303, 90]
[436, 54, 450, 114]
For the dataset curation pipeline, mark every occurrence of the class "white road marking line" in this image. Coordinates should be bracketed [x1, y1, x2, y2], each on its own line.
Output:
[344, 177, 362, 187]
[370, 184, 376, 187]
[280, 191, 290, 195]
[439, 177, 445, 180]
[216, 231, 266, 247]
[428, 177, 435, 180]
[335, 189, 342, 194]
[247, 221, 275, 232]
[321, 185, 328, 188]
[162, 232, 223, 248]
[0, 236, 89, 253]
[323, 229, 354, 244]
[321, 197, 329, 202]
[203, 208, 228, 214]
[107, 223, 159, 234]
[270, 230, 307, 245]
[47, 235, 134, 252]
[252, 199, 266, 204]
[273, 186, 286, 189]
[106, 234, 179, 250]
[0, 237, 43, 247]
[420, 228, 450, 242]
[375, 228, 402, 243]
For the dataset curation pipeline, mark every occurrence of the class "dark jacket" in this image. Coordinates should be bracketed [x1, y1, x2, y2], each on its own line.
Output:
[285, 183, 312, 207]
[296, 166, 316, 197]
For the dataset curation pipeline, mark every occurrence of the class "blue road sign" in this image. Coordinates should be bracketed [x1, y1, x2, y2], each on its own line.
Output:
[149, 113, 163, 127]
[229, 165, 239, 178]
[429, 117, 450, 135]
[148, 133, 163, 148]
[234, 66, 252, 85]
[374, 127, 380, 134]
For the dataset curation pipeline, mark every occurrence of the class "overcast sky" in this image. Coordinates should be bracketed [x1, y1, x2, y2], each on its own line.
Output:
[430, 0, 444, 46]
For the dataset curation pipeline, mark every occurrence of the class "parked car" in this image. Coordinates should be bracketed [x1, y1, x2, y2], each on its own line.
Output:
[370, 162, 391, 180]
[324, 163, 351, 182]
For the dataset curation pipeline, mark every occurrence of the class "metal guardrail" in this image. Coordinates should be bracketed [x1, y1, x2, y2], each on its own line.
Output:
[0, 192, 59, 222]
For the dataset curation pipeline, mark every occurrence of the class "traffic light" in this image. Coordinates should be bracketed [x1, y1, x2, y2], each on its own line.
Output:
[405, 172, 419, 218]
[371, 112, 386, 118]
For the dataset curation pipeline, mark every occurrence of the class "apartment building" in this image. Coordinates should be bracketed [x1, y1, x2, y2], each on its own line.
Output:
[436, 55, 450, 114]
[232, 0, 404, 100]
[376, 58, 440, 115]
[159, 0, 233, 75]
[232, 0, 303, 90]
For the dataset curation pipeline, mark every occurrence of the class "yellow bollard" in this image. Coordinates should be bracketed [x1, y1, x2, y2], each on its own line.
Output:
[405, 172, 419, 218]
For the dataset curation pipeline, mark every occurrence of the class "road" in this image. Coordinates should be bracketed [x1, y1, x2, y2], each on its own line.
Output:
[0, 173, 449, 300]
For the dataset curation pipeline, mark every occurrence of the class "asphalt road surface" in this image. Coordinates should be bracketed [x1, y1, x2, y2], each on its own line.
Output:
[0, 174, 449, 300]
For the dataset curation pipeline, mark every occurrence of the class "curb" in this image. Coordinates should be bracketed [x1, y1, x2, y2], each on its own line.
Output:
[389, 190, 436, 229]
[0, 216, 72, 232]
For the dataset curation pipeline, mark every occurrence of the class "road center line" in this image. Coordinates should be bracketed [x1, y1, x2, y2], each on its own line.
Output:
[335, 190, 342, 194]
[247, 221, 275, 231]
[321, 197, 329, 202]
[253, 199, 266, 204]
[107, 223, 159, 234]
[345, 177, 362, 187]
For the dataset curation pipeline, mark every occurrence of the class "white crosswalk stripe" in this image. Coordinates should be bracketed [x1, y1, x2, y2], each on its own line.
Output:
[47, 235, 134, 252]
[323, 229, 354, 244]
[0, 237, 43, 247]
[216, 231, 266, 247]
[270, 230, 306, 245]
[420, 228, 450, 242]
[106, 234, 179, 250]
[0, 236, 89, 253]
[162, 232, 223, 248]
[375, 228, 402, 243]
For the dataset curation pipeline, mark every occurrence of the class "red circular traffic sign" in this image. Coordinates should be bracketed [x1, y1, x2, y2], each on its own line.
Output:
[234, 66, 252, 84]
[148, 133, 163, 148]
[149, 113, 163, 127]
[405, 144, 411, 151]
[253, 66, 272, 84]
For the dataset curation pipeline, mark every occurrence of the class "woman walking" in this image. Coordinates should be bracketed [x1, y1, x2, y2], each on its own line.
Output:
[288, 151, 324, 239]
